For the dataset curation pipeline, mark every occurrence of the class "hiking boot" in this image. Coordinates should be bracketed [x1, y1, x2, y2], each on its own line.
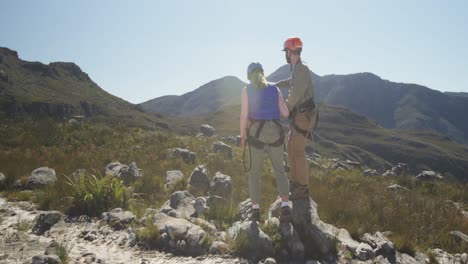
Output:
[280, 206, 292, 223]
[290, 182, 310, 200]
[250, 208, 260, 222]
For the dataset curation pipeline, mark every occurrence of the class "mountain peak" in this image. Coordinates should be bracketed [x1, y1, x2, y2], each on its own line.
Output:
[0, 47, 19, 59]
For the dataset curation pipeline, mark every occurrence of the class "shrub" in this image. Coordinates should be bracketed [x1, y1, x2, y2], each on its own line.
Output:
[65, 172, 128, 217]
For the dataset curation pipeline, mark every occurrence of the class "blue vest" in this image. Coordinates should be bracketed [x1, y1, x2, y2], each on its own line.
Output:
[247, 84, 280, 120]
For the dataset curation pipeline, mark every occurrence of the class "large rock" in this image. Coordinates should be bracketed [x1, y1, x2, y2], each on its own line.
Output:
[27, 167, 57, 188]
[104, 161, 143, 185]
[200, 124, 216, 137]
[165, 170, 184, 190]
[416, 171, 444, 181]
[280, 223, 305, 261]
[361, 231, 395, 261]
[238, 198, 253, 221]
[209, 172, 232, 198]
[234, 221, 275, 260]
[159, 191, 195, 219]
[32, 211, 62, 235]
[188, 165, 210, 194]
[152, 212, 208, 256]
[212, 141, 232, 159]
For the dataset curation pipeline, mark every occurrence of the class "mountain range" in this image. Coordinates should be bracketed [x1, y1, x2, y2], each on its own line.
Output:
[142, 64, 468, 144]
[1, 46, 468, 182]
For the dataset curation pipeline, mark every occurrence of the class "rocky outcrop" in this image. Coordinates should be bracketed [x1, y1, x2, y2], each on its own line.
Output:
[229, 221, 275, 261]
[382, 163, 408, 177]
[104, 161, 143, 185]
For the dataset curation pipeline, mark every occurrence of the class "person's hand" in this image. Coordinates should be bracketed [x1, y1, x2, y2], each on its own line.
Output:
[240, 136, 247, 148]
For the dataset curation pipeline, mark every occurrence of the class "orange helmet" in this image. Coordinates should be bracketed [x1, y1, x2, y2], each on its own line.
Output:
[282, 37, 303, 51]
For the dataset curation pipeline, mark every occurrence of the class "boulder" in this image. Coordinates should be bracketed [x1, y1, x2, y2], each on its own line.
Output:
[260, 258, 277, 264]
[188, 165, 210, 194]
[222, 136, 240, 146]
[280, 223, 305, 261]
[153, 212, 208, 256]
[27, 167, 57, 188]
[416, 171, 444, 181]
[104, 161, 143, 185]
[382, 163, 408, 177]
[32, 211, 62, 235]
[170, 148, 197, 164]
[165, 170, 184, 190]
[361, 231, 395, 261]
[428, 248, 468, 264]
[200, 124, 216, 137]
[234, 221, 275, 260]
[159, 191, 195, 219]
[209, 172, 232, 198]
[212, 141, 232, 159]
[238, 198, 253, 221]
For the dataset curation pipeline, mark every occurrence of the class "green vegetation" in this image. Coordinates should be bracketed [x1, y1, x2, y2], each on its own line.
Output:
[136, 216, 161, 249]
[0, 120, 466, 254]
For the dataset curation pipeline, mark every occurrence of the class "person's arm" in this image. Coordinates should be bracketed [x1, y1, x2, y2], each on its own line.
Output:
[277, 87, 289, 118]
[286, 66, 309, 110]
[240, 87, 249, 148]
[275, 78, 292, 89]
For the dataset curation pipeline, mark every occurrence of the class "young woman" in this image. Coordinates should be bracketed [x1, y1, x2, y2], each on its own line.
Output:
[240, 62, 291, 223]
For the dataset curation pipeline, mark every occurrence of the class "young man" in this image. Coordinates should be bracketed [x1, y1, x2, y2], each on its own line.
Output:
[275, 37, 317, 200]
[240, 62, 292, 223]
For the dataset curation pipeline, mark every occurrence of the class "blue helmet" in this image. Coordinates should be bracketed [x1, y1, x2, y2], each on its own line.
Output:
[247, 62, 263, 78]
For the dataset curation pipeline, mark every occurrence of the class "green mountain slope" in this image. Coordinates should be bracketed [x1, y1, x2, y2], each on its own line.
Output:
[0, 47, 167, 129]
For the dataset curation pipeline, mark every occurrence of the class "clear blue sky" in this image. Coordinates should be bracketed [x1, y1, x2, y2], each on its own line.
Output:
[1, 0, 467, 103]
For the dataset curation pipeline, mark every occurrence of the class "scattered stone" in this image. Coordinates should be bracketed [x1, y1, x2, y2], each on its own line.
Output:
[209, 241, 229, 255]
[32, 211, 62, 235]
[429, 248, 468, 264]
[31, 254, 62, 264]
[188, 165, 210, 194]
[67, 118, 80, 127]
[200, 124, 215, 137]
[27, 167, 57, 188]
[102, 208, 136, 226]
[332, 162, 349, 170]
[238, 198, 252, 221]
[260, 258, 277, 264]
[382, 163, 408, 177]
[363, 169, 378, 176]
[222, 136, 240, 146]
[209, 172, 232, 198]
[361, 231, 395, 261]
[212, 141, 232, 159]
[235, 221, 275, 260]
[344, 160, 361, 168]
[165, 170, 184, 190]
[192, 197, 208, 217]
[449, 230, 468, 244]
[159, 191, 195, 219]
[168, 148, 197, 164]
[416, 171, 444, 181]
[104, 161, 143, 185]
[385, 184, 409, 193]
